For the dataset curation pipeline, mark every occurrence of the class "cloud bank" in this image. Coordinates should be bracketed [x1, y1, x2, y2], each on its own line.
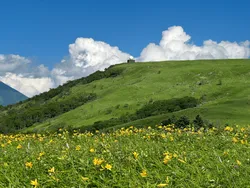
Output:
[138, 26, 250, 61]
[0, 26, 249, 97]
[52, 38, 130, 86]
[0, 55, 54, 97]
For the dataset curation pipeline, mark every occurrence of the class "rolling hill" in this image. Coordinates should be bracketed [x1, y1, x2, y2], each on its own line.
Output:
[0, 59, 250, 133]
[0, 81, 28, 106]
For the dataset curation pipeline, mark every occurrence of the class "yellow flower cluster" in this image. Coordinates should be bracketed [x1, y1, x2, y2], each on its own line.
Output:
[224, 126, 234, 132]
[133, 152, 139, 159]
[0, 124, 249, 187]
[163, 151, 186, 164]
[93, 158, 104, 166]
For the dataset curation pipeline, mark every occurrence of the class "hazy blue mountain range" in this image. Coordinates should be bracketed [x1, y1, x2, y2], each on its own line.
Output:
[0, 82, 28, 106]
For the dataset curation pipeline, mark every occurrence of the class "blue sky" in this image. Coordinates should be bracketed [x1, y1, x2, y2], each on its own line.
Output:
[0, 0, 249, 69]
[0, 0, 249, 97]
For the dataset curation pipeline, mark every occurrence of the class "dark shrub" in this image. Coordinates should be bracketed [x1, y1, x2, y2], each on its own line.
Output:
[193, 115, 204, 130]
[175, 116, 190, 129]
[161, 115, 177, 126]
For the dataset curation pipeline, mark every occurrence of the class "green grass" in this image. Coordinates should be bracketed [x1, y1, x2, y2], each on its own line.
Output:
[1, 125, 250, 187]
[23, 59, 250, 132]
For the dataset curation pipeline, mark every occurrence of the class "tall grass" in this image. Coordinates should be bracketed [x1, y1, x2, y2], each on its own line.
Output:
[0, 125, 249, 187]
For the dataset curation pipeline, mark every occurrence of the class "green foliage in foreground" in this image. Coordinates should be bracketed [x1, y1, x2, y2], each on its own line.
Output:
[0, 125, 249, 187]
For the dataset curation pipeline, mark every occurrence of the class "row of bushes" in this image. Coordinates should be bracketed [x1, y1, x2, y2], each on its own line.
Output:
[80, 96, 199, 132]
[161, 115, 211, 130]
[0, 93, 96, 133]
[136, 97, 198, 119]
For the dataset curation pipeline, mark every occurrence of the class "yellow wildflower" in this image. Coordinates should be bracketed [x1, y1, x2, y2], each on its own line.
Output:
[48, 167, 55, 173]
[75, 145, 81, 151]
[30, 179, 39, 187]
[223, 151, 228, 155]
[105, 163, 112, 170]
[25, 162, 33, 168]
[81, 176, 89, 181]
[158, 177, 170, 187]
[140, 169, 147, 177]
[236, 160, 242, 166]
[93, 158, 104, 166]
[133, 152, 139, 159]
[157, 184, 168, 187]
[163, 152, 172, 164]
[224, 126, 233, 132]
[240, 140, 247, 145]
[161, 133, 166, 138]
[173, 153, 178, 158]
[178, 159, 186, 163]
[232, 137, 238, 143]
[17, 144, 22, 149]
[163, 157, 171, 164]
[39, 152, 45, 157]
[89, 148, 95, 153]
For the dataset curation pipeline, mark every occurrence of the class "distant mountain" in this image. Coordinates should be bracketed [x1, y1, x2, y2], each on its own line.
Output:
[0, 82, 28, 106]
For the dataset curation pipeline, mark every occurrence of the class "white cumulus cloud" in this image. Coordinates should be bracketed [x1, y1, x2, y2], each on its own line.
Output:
[0, 26, 249, 97]
[0, 54, 55, 97]
[0, 73, 54, 97]
[52, 38, 130, 85]
[138, 26, 250, 61]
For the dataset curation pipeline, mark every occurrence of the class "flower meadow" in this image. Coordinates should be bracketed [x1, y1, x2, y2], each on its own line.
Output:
[0, 125, 250, 187]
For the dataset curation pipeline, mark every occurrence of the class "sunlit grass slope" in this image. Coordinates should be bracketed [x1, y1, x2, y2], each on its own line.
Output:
[26, 59, 250, 132]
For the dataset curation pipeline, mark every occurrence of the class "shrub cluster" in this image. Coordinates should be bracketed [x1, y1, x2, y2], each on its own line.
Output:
[80, 96, 199, 132]
[136, 96, 198, 119]
[0, 93, 96, 133]
[161, 114, 211, 131]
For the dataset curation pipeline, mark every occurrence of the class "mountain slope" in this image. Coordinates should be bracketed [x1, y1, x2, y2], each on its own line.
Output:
[0, 82, 28, 106]
[1, 59, 250, 133]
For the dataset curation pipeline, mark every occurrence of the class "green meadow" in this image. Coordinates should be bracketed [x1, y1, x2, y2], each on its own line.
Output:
[22, 59, 250, 132]
[1, 59, 250, 187]
[0, 125, 249, 187]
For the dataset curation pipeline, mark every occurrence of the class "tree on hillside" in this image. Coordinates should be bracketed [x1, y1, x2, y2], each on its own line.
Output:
[193, 115, 204, 130]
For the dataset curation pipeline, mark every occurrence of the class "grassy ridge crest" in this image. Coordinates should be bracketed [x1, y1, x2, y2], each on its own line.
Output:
[1, 59, 250, 133]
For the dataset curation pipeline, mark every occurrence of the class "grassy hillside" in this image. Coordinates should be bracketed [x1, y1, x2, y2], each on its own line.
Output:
[1, 59, 250, 133]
